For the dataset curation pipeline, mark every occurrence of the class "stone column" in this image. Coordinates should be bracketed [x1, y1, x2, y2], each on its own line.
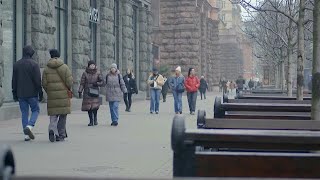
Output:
[100, 0, 114, 77]
[122, 1, 134, 73]
[71, 0, 90, 92]
[0, 2, 4, 106]
[139, 6, 149, 91]
[31, 0, 56, 67]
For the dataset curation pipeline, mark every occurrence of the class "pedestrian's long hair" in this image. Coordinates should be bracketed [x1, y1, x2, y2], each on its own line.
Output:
[188, 68, 194, 77]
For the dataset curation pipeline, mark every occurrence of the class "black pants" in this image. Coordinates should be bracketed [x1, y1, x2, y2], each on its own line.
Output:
[162, 92, 167, 102]
[123, 93, 133, 109]
[88, 109, 98, 121]
[200, 90, 206, 100]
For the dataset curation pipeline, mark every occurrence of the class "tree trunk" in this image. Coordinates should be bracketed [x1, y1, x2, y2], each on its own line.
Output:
[311, 0, 320, 120]
[275, 65, 280, 89]
[296, 0, 305, 100]
[287, 47, 293, 97]
[281, 61, 286, 91]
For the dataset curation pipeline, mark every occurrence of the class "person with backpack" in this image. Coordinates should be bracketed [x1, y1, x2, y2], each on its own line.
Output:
[78, 60, 104, 126]
[123, 68, 138, 112]
[169, 66, 185, 114]
[147, 68, 164, 114]
[12, 45, 43, 141]
[185, 68, 200, 115]
[105, 63, 127, 126]
[42, 49, 73, 142]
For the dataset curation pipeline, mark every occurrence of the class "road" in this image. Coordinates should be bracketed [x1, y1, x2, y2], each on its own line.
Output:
[0, 91, 220, 178]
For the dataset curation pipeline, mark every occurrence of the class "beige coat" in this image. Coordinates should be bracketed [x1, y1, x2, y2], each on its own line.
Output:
[147, 74, 165, 90]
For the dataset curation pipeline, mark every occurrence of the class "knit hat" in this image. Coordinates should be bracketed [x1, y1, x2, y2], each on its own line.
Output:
[49, 49, 60, 58]
[110, 63, 118, 70]
[175, 66, 181, 72]
[152, 68, 158, 73]
[88, 60, 96, 67]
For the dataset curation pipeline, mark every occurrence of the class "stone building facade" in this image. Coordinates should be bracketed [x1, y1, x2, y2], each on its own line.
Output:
[0, 0, 152, 102]
[151, 0, 220, 90]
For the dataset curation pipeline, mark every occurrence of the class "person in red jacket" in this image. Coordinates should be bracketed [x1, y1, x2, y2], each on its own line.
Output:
[184, 68, 200, 115]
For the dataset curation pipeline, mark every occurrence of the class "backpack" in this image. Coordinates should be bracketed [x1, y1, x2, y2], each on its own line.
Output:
[106, 74, 121, 85]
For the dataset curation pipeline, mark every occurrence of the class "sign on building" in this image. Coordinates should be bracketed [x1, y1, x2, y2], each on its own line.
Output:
[89, 7, 99, 23]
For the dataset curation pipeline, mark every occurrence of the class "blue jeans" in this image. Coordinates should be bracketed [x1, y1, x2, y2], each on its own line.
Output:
[187, 92, 197, 112]
[150, 89, 161, 112]
[109, 101, 119, 122]
[173, 91, 183, 113]
[18, 97, 40, 131]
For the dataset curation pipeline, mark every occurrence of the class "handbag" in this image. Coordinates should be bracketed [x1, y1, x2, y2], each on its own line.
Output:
[88, 87, 99, 97]
[150, 75, 159, 87]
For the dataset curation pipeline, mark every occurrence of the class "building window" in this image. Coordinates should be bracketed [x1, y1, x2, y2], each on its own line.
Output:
[151, 0, 160, 27]
[132, 6, 138, 77]
[14, 0, 27, 61]
[221, 14, 226, 21]
[222, 1, 226, 8]
[114, 0, 120, 66]
[89, 0, 98, 61]
[55, 0, 68, 62]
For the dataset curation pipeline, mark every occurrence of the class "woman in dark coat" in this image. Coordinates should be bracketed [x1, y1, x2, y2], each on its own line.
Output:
[199, 76, 208, 100]
[78, 61, 104, 126]
[123, 69, 138, 112]
[161, 76, 170, 102]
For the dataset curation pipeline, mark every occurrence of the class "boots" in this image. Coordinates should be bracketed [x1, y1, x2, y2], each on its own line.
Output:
[88, 111, 94, 126]
[93, 110, 98, 125]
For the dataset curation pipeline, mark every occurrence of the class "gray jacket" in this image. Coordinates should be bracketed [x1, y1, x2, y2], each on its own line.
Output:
[105, 72, 127, 102]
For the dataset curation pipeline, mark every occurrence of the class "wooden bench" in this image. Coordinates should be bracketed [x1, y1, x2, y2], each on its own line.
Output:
[172, 115, 320, 178]
[197, 110, 318, 129]
[215, 97, 311, 119]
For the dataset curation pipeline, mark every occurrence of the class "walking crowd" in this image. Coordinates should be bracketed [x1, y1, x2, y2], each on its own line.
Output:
[12, 45, 209, 143]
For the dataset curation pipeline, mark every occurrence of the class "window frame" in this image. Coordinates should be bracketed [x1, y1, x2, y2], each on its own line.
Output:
[54, 0, 68, 63]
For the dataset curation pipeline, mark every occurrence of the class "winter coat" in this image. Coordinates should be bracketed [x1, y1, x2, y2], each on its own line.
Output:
[42, 58, 73, 116]
[78, 68, 104, 111]
[169, 75, 185, 92]
[12, 46, 42, 99]
[236, 78, 245, 89]
[248, 80, 254, 88]
[199, 79, 208, 92]
[148, 74, 165, 90]
[105, 72, 127, 102]
[161, 78, 170, 94]
[185, 76, 200, 93]
[123, 74, 138, 94]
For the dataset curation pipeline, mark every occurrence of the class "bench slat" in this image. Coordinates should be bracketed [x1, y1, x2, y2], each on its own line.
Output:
[196, 152, 320, 178]
[204, 119, 320, 130]
[224, 114, 311, 120]
[221, 103, 310, 112]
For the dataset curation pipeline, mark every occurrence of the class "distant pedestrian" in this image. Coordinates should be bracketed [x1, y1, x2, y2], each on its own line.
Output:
[42, 49, 73, 142]
[12, 45, 43, 141]
[248, 79, 254, 90]
[106, 63, 127, 126]
[78, 60, 104, 126]
[169, 66, 185, 114]
[123, 68, 138, 112]
[161, 76, 170, 102]
[222, 79, 227, 94]
[185, 68, 200, 115]
[236, 76, 245, 93]
[148, 68, 164, 114]
[199, 76, 208, 100]
[219, 79, 223, 92]
[230, 81, 236, 93]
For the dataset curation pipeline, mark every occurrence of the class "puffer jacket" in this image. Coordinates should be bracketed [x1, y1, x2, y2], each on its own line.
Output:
[105, 72, 127, 102]
[185, 76, 200, 92]
[42, 58, 73, 116]
[169, 75, 185, 92]
[78, 68, 104, 111]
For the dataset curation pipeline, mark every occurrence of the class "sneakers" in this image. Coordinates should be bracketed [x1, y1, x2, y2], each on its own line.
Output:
[49, 130, 55, 142]
[24, 135, 31, 142]
[191, 112, 195, 115]
[156, 111, 159, 114]
[24, 125, 35, 140]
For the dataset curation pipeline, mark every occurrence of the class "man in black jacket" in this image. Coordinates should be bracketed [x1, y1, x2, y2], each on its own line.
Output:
[12, 45, 43, 141]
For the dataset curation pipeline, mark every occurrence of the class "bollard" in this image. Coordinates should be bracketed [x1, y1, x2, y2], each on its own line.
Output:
[197, 110, 206, 128]
[0, 145, 15, 180]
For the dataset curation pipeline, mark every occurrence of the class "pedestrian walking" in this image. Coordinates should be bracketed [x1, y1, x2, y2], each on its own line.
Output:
[78, 60, 104, 126]
[105, 63, 127, 126]
[185, 68, 200, 115]
[42, 49, 73, 142]
[12, 45, 43, 141]
[199, 76, 208, 100]
[248, 79, 254, 90]
[230, 81, 236, 93]
[147, 68, 164, 114]
[219, 79, 223, 92]
[169, 66, 185, 114]
[161, 76, 170, 102]
[236, 75, 245, 94]
[123, 68, 138, 112]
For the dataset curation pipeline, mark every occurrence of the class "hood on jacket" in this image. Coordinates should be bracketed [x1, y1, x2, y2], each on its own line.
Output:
[23, 45, 35, 58]
[86, 67, 98, 74]
[47, 58, 64, 69]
